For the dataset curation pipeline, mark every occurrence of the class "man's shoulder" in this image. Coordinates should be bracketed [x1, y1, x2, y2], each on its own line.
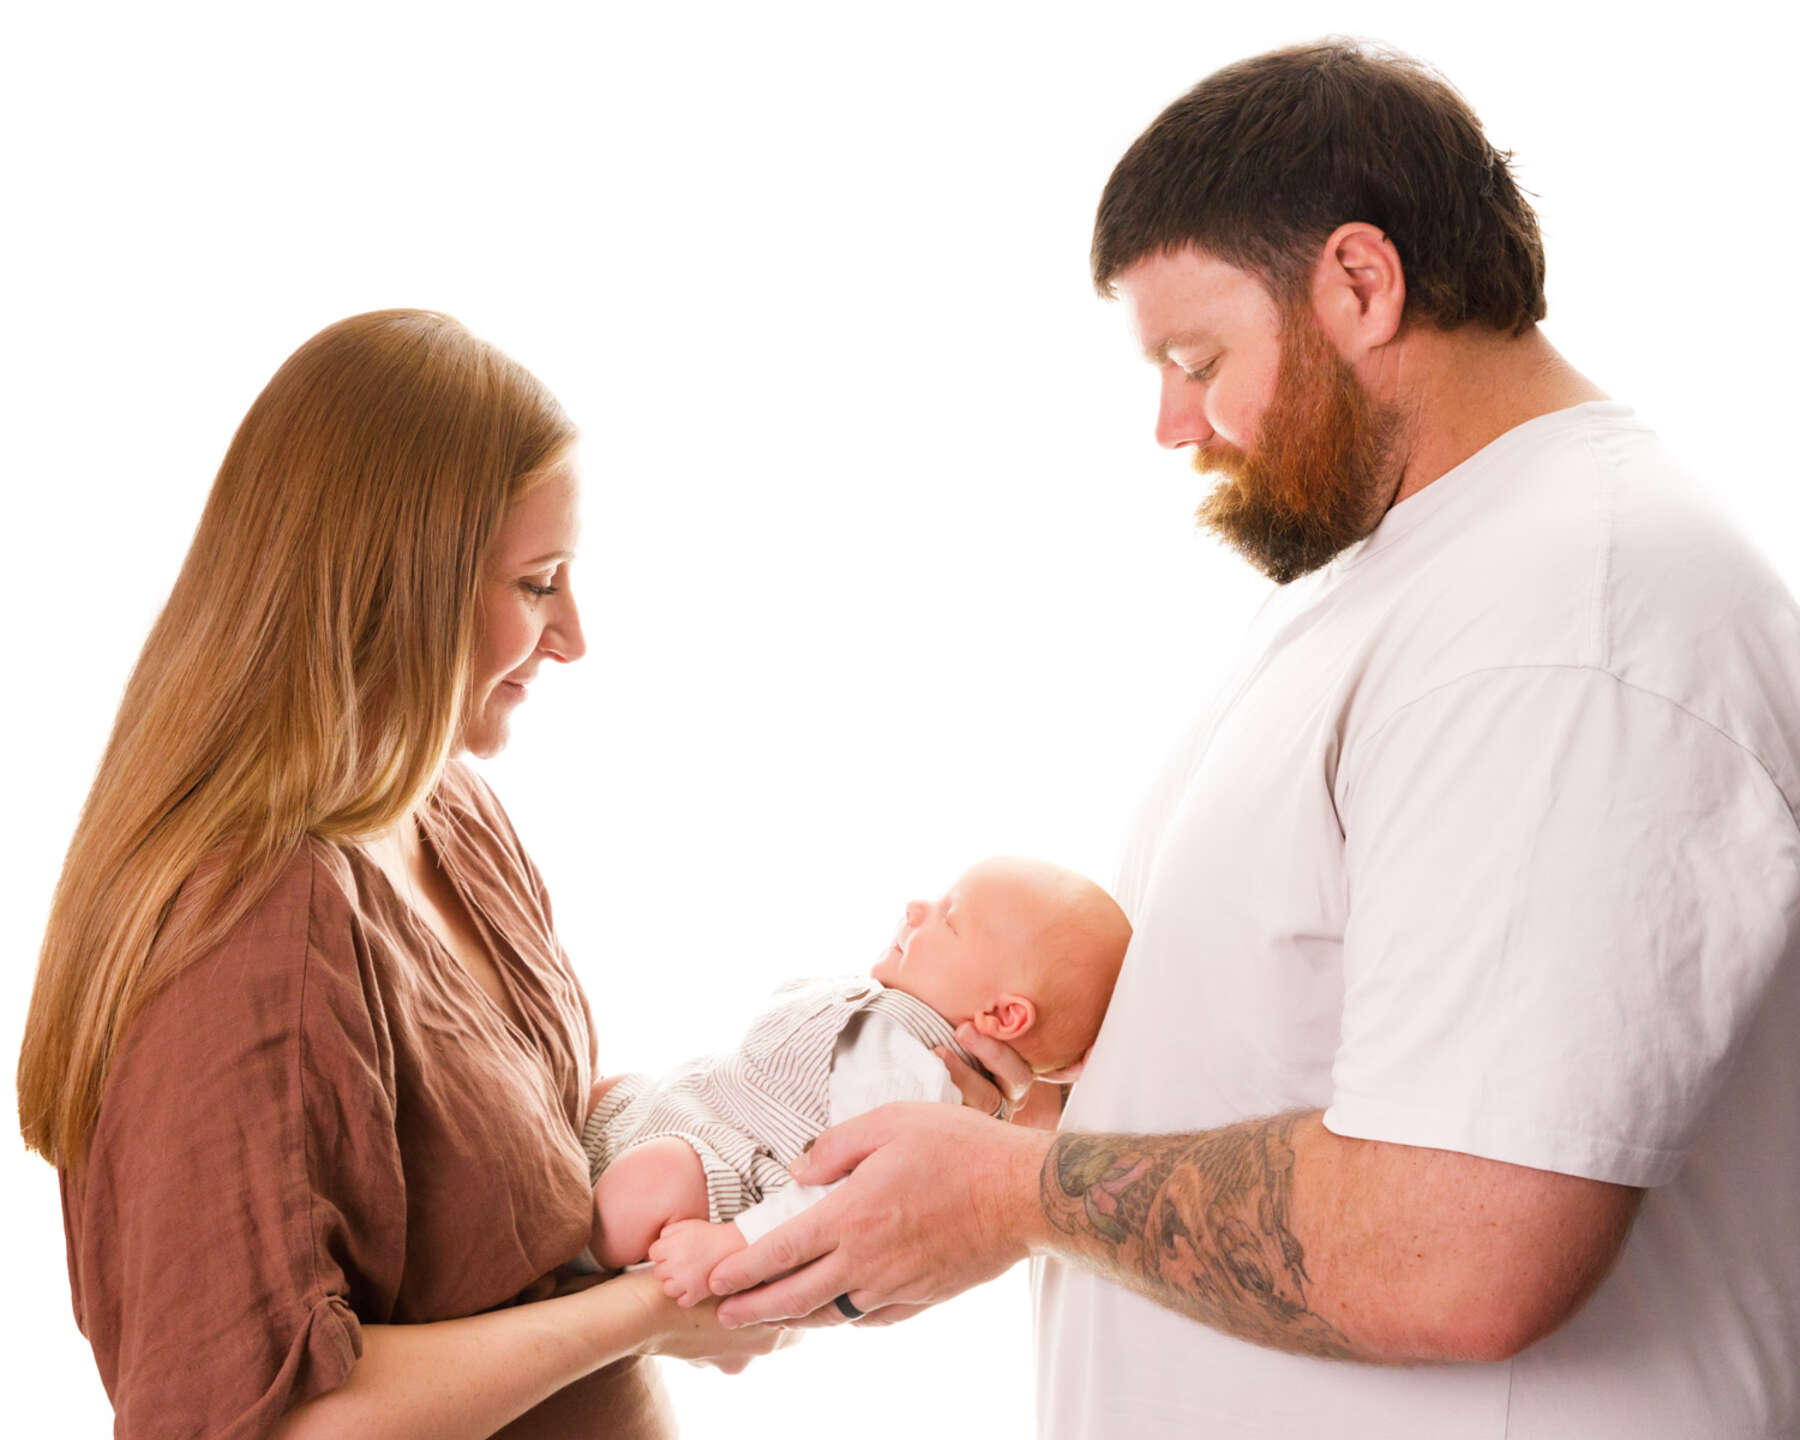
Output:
[1367, 407, 1787, 662]
[1345, 403, 1800, 806]
[1485, 407, 1798, 720]
[1429, 403, 1739, 601]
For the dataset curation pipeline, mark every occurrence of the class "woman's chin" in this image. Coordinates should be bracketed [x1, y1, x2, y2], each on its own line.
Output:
[458, 715, 510, 760]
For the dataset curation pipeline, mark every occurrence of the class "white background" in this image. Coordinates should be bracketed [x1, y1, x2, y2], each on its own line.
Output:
[4, 1, 1796, 1434]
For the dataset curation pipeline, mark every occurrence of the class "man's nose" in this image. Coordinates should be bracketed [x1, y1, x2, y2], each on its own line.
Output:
[1155, 369, 1215, 451]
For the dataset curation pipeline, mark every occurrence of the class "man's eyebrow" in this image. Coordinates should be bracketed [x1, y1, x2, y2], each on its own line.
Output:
[1142, 329, 1217, 366]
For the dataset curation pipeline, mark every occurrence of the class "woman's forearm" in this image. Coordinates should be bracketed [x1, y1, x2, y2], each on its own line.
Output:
[270, 1272, 664, 1440]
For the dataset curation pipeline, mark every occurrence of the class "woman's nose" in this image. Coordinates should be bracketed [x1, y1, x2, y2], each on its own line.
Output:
[546, 590, 587, 663]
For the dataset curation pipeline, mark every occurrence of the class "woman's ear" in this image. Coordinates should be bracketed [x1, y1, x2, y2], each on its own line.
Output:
[972, 995, 1037, 1042]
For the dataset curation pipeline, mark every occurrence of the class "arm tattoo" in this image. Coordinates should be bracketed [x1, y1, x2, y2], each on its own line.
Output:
[1041, 1113, 1357, 1359]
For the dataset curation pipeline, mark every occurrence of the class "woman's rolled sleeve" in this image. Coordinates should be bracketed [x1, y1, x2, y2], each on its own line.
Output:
[64, 845, 406, 1439]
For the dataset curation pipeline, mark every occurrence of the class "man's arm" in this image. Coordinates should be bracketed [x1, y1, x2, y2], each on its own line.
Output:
[1043, 1110, 1639, 1362]
[1042, 1112, 1356, 1358]
[708, 1103, 1641, 1364]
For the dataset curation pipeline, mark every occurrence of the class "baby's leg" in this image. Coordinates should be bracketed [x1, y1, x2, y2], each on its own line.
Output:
[591, 1137, 710, 1270]
[648, 1218, 749, 1307]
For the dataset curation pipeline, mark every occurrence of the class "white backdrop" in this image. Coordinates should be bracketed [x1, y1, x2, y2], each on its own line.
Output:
[5, 2, 1796, 1434]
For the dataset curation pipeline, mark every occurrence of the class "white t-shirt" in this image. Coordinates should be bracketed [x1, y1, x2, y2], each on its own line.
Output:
[1035, 403, 1800, 1439]
[734, 1009, 961, 1242]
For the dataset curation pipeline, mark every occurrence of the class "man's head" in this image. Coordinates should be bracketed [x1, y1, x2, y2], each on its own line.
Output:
[870, 857, 1131, 1073]
[1095, 41, 1544, 582]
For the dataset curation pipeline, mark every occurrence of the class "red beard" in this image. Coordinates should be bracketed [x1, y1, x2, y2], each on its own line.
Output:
[1194, 305, 1402, 584]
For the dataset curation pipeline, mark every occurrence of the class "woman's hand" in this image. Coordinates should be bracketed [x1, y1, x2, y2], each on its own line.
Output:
[616, 1270, 796, 1373]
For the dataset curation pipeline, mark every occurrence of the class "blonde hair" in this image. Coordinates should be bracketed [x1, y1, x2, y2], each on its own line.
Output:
[1019, 875, 1131, 1071]
[17, 309, 575, 1169]
[965, 859, 1130, 1072]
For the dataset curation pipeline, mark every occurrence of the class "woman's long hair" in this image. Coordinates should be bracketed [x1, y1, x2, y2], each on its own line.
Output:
[18, 310, 576, 1169]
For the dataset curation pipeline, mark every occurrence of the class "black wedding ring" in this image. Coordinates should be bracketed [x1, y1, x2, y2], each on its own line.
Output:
[833, 1292, 863, 1319]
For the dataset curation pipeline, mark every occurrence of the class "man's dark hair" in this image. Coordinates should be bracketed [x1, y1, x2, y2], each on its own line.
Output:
[1092, 40, 1547, 334]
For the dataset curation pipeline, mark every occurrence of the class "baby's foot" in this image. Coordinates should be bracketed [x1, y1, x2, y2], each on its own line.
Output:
[647, 1218, 747, 1307]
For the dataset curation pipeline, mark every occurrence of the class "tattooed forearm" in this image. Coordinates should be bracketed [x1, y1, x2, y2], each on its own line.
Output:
[1041, 1112, 1358, 1360]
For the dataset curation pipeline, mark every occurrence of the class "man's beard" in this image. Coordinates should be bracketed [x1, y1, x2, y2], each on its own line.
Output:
[1194, 305, 1403, 584]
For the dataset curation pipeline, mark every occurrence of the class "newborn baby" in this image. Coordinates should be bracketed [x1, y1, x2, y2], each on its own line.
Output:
[579, 856, 1130, 1304]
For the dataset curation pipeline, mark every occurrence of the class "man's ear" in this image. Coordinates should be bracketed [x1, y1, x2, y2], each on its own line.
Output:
[972, 995, 1037, 1043]
[1309, 221, 1406, 358]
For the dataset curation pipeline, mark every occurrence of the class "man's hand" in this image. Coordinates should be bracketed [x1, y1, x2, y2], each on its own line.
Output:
[936, 1022, 1035, 1117]
[648, 1219, 747, 1308]
[936, 1024, 1084, 1128]
[708, 1103, 1053, 1328]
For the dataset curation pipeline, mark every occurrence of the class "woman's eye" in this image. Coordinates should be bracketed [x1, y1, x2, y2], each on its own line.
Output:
[1184, 359, 1218, 383]
[521, 580, 559, 598]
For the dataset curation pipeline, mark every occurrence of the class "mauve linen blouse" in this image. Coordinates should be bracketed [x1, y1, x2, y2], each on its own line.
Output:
[59, 760, 672, 1438]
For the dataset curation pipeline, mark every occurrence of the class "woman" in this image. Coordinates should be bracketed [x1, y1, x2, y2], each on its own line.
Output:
[16, 310, 784, 1438]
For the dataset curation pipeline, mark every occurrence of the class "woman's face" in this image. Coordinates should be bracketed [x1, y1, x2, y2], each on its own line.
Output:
[462, 459, 586, 758]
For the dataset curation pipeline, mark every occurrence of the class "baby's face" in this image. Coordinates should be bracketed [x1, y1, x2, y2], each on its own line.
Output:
[869, 862, 1035, 1021]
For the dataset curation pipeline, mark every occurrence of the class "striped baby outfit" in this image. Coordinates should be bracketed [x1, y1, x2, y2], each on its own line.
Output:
[582, 976, 980, 1224]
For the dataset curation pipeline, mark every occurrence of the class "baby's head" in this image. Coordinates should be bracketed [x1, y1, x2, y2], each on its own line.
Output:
[870, 857, 1131, 1074]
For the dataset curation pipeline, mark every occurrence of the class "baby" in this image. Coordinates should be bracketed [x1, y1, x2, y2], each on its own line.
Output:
[579, 856, 1130, 1304]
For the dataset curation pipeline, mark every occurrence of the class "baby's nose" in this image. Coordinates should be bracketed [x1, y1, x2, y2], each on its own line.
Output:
[904, 900, 928, 926]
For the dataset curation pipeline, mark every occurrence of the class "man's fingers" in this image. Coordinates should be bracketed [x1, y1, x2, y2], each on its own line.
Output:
[853, 1301, 931, 1328]
[777, 1306, 856, 1331]
[787, 1110, 890, 1185]
[934, 1046, 1005, 1113]
[714, 1255, 847, 1329]
[954, 1023, 1034, 1103]
[706, 1209, 837, 1298]
[777, 1297, 923, 1329]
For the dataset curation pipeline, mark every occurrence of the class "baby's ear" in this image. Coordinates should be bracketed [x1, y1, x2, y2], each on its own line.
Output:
[973, 995, 1037, 1043]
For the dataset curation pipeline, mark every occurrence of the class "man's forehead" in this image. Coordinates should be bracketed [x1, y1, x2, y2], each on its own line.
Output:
[1142, 326, 1221, 366]
[1118, 247, 1279, 355]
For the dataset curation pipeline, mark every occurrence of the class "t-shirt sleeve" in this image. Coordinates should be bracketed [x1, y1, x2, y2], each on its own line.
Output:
[1325, 665, 1800, 1188]
[69, 849, 407, 1439]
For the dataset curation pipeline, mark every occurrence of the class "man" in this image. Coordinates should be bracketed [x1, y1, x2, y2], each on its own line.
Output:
[709, 41, 1800, 1437]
